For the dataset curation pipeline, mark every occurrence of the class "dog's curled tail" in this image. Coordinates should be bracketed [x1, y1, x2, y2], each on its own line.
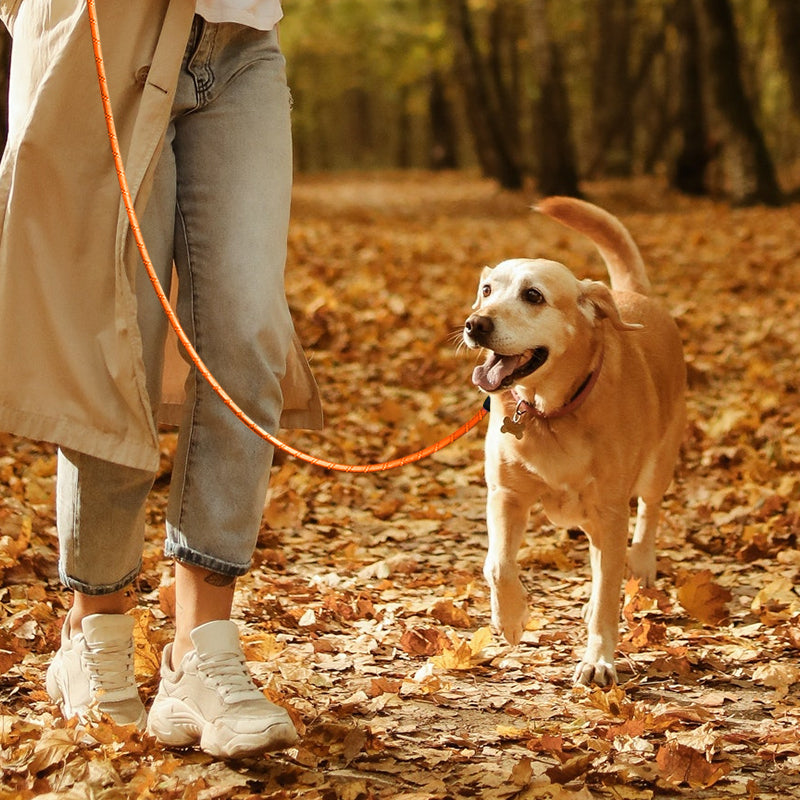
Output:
[535, 196, 651, 295]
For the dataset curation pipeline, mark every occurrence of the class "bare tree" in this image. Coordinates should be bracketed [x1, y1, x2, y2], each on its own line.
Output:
[428, 71, 459, 170]
[692, 0, 782, 204]
[443, 0, 523, 189]
[0, 28, 9, 155]
[583, 2, 668, 179]
[768, 0, 800, 118]
[588, 0, 634, 176]
[527, 0, 580, 197]
[670, 0, 711, 195]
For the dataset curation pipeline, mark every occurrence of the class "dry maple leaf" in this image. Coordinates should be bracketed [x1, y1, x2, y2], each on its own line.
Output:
[400, 626, 447, 656]
[752, 663, 800, 699]
[622, 618, 668, 651]
[264, 484, 308, 530]
[545, 752, 599, 785]
[581, 684, 631, 718]
[676, 569, 732, 625]
[130, 607, 166, 679]
[750, 576, 800, 624]
[656, 741, 732, 788]
[622, 577, 672, 624]
[241, 631, 284, 661]
[429, 599, 472, 628]
[431, 626, 493, 670]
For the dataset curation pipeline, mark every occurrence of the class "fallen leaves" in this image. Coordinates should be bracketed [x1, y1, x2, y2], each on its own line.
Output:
[430, 626, 493, 670]
[676, 569, 732, 626]
[2, 173, 800, 798]
[655, 740, 731, 789]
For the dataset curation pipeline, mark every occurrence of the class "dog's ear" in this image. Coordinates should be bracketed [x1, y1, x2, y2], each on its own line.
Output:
[473, 265, 493, 309]
[579, 280, 642, 331]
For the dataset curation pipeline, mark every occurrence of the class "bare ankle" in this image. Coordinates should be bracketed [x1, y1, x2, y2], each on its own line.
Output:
[170, 637, 194, 670]
[70, 588, 133, 636]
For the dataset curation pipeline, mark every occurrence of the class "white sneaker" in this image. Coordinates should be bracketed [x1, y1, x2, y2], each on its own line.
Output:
[45, 611, 147, 728]
[147, 620, 298, 759]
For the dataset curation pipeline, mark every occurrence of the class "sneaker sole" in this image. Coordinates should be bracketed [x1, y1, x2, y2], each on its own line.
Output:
[148, 696, 298, 758]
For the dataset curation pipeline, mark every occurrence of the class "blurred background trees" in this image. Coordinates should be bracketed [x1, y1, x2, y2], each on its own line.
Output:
[279, 0, 799, 204]
[2, 0, 798, 204]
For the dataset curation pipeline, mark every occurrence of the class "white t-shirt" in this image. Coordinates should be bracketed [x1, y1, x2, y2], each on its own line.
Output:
[195, 1, 283, 31]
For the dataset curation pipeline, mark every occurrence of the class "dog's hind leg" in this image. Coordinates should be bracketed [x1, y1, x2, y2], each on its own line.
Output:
[484, 485, 532, 646]
[627, 497, 659, 586]
[628, 424, 683, 586]
[574, 511, 628, 686]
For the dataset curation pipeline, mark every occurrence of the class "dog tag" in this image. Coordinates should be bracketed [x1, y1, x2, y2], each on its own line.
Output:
[501, 415, 526, 440]
[501, 399, 528, 439]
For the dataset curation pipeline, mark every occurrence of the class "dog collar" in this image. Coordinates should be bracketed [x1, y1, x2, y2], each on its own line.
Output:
[501, 347, 605, 438]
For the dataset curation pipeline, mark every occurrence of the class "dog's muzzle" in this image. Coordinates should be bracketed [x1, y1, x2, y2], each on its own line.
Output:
[464, 314, 549, 392]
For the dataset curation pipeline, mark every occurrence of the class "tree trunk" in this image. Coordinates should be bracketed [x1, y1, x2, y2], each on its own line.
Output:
[670, 0, 711, 195]
[692, 0, 782, 205]
[428, 71, 459, 170]
[444, 0, 523, 189]
[768, 0, 800, 117]
[588, 0, 634, 176]
[527, 0, 580, 197]
[0, 29, 9, 156]
[489, 3, 522, 161]
[585, 24, 666, 178]
[396, 85, 412, 169]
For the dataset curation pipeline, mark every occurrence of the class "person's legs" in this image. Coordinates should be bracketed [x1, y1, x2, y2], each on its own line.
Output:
[48, 123, 178, 726]
[55, 94, 179, 615]
[51, 17, 297, 753]
[164, 20, 294, 665]
[147, 20, 298, 756]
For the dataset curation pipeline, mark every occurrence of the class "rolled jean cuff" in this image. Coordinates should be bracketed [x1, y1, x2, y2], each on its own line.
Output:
[58, 561, 141, 596]
[165, 541, 250, 578]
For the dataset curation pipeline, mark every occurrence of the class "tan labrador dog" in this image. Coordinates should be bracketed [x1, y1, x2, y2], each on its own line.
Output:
[463, 196, 685, 686]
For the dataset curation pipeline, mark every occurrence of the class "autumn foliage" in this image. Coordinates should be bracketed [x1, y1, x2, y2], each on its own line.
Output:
[1, 173, 799, 798]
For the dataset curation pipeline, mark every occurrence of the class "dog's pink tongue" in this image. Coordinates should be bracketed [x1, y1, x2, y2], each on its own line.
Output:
[472, 353, 523, 391]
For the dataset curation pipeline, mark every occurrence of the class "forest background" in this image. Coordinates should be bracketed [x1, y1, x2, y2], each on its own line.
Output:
[280, 0, 800, 203]
[0, 0, 798, 201]
[2, 1, 800, 799]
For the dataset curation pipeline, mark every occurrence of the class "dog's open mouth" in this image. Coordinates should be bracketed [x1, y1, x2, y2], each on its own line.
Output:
[472, 347, 549, 392]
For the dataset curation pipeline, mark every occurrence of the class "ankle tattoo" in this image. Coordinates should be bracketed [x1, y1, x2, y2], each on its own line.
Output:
[203, 571, 236, 588]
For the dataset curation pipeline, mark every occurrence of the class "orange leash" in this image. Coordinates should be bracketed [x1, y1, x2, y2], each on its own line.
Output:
[86, 0, 487, 473]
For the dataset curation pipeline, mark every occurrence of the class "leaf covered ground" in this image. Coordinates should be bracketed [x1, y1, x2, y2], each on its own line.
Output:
[2, 172, 800, 799]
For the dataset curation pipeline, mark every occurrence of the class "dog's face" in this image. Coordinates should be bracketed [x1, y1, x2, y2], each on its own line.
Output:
[463, 258, 629, 393]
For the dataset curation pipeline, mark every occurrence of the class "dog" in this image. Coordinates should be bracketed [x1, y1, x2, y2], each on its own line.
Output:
[463, 196, 686, 686]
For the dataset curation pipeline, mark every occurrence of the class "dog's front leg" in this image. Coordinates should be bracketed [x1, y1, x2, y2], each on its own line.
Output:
[574, 518, 628, 686]
[484, 485, 532, 646]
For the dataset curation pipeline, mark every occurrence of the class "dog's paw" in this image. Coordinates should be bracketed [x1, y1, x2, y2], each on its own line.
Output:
[489, 581, 529, 646]
[573, 657, 617, 687]
[627, 543, 657, 587]
[495, 611, 527, 646]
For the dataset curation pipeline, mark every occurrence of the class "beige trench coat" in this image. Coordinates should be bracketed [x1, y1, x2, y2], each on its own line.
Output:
[0, 0, 322, 472]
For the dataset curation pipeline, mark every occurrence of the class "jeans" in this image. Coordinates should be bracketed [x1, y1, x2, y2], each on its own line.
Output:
[56, 18, 294, 593]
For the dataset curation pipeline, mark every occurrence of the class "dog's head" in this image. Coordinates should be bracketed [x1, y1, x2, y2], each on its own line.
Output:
[463, 258, 638, 393]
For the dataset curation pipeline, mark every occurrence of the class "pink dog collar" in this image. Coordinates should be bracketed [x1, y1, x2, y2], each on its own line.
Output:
[505, 346, 605, 432]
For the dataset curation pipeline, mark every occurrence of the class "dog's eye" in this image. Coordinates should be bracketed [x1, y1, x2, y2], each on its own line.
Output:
[524, 287, 545, 305]
[482, 284, 491, 298]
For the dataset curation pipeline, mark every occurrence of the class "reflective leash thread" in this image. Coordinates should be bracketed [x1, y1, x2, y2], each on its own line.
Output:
[86, 0, 487, 473]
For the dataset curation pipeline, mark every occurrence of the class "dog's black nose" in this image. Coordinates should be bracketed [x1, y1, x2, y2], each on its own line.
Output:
[465, 314, 493, 340]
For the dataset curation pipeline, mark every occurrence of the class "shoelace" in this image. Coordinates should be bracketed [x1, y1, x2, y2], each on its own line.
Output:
[198, 651, 266, 705]
[82, 639, 137, 699]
